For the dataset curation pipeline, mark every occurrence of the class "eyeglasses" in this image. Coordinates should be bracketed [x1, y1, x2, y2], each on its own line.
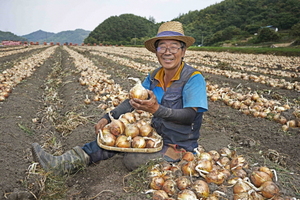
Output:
[156, 46, 183, 54]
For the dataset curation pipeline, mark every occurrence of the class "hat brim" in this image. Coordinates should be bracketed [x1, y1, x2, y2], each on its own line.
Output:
[144, 36, 195, 53]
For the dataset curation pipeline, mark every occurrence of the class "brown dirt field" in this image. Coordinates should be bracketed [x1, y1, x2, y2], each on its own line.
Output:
[0, 46, 299, 200]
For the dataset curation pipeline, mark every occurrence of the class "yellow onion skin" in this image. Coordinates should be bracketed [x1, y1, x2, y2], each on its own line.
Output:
[181, 161, 198, 177]
[152, 190, 169, 200]
[233, 192, 251, 200]
[259, 166, 274, 179]
[131, 136, 146, 148]
[182, 152, 195, 162]
[124, 123, 140, 138]
[122, 112, 136, 123]
[192, 180, 210, 198]
[250, 170, 272, 187]
[162, 179, 178, 197]
[99, 130, 116, 146]
[177, 189, 198, 200]
[233, 179, 252, 194]
[139, 124, 153, 137]
[260, 181, 280, 199]
[150, 176, 165, 190]
[129, 77, 148, 100]
[115, 135, 131, 148]
[209, 150, 220, 161]
[204, 170, 225, 185]
[175, 176, 192, 190]
[110, 119, 125, 136]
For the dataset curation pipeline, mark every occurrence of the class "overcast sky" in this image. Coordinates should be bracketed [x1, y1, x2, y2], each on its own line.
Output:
[0, 0, 223, 36]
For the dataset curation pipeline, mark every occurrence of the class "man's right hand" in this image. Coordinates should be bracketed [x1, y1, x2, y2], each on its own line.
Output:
[95, 118, 108, 135]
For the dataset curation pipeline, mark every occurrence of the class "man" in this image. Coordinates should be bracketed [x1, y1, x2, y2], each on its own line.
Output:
[32, 21, 208, 175]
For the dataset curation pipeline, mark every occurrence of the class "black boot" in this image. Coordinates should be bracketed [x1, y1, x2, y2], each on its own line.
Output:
[31, 143, 90, 175]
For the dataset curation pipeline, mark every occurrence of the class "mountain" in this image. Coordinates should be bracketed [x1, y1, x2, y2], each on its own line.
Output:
[22, 30, 55, 42]
[174, 0, 300, 45]
[85, 0, 300, 46]
[22, 29, 91, 44]
[0, 31, 27, 42]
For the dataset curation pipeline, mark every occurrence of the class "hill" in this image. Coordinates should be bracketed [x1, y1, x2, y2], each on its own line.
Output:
[22, 29, 91, 44]
[0, 31, 27, 42]
[84, 14, 157, 45]
[85, 0, 300, 46]
[175, 0, 300, 46]
[22, 30, 55, 42]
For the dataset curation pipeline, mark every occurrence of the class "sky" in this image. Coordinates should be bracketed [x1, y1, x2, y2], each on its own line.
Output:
[0, 0, 223, 36]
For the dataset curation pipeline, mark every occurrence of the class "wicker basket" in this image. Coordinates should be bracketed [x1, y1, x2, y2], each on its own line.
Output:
[97, 134, 163, 153]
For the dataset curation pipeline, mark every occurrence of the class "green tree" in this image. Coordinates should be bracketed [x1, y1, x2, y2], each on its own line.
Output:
[290, 23, 300, 37]
[257, 28, 280, 43]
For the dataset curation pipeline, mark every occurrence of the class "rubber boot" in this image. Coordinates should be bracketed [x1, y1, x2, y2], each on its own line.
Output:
[31, 143, 90, 176]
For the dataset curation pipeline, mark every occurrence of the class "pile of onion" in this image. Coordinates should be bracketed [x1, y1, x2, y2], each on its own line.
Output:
[145, 146, 289, 200]
[98, 110, 162, 149]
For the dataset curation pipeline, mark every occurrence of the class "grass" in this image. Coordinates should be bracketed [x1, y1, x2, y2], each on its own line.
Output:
[18, 123, 34, 135]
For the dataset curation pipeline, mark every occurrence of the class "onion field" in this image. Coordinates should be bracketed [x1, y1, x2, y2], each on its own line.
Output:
[0, 45, 299, 199]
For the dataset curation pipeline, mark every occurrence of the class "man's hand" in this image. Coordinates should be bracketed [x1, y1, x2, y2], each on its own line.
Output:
[129, 90, 159, 114]
[95, 118, 108, 135]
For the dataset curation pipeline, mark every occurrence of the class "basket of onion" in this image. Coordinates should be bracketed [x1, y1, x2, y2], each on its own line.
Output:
[97, 110, 163, 153]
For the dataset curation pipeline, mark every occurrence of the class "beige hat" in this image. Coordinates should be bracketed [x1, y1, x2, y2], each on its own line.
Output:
[144, 21, 195, 53]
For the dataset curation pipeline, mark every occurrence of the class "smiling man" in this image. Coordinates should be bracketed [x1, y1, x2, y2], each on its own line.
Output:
[32, 21, 208, 175]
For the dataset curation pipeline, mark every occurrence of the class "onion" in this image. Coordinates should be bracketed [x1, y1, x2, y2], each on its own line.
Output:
[259, 166, 275, 180]
[98, 129, 116, 146]
[208, 150, 220, 161]
[162, 179, 178, 196]
[182, 152, 195, 162]
[181, 161, 198, 177]
[195, 160, 213, 174]
[233, 178, 252, 194]
[192, 180, 210, 198]
[230, 155, 248, 170]
[128, 77, 148, 100]
[203, 170, 225, 185]
[139, 123, 153, 137]
[131, 136, 146, 148]
[260, 181, 280, 199]
[175, 176, 192, 190]
[124, 123, 140, 138]
[232, 168, 247, 178]
[150, 176, 165, 190]
[250, 171, 272, 187]
[115, 135, 131, 148]
[122, 112, 136, 123]
[177, 189, 198, 200]
[219, 147, 234, 158]
[152, 190, 169, 200]
[108, 112, 125, 136]
[146, 139, 156, 148]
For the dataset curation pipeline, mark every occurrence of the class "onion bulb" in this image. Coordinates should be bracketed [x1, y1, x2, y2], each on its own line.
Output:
[192, 180, 210, 198]
[139, 123, 153, 137]
[181, 161, 198, 177]
[250, 171, 272, 187]
[108, 112, 125, 136]
[182, 152, 195, 162]
[175, 176, 192, 190]
[177, 189, 198, 200]
[260, 181, 280, 199]
[203, 170, 226, 185]
[131, 136, 146, 148]
[152, 190, 169, 200]
[121, 112, 136, 123]
[162, 179, 178, 196]
[115, 135, 131, 148]
[128, 77, 148, 100]
[150, 176, 165, 190]
[98, 129, 116, 146]
[124, 123, 140, 138]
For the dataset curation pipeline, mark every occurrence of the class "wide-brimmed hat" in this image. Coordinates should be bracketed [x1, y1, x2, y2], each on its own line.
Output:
[144, 21, 195, 53]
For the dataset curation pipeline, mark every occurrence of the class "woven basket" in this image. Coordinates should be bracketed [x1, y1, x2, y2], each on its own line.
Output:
[97, 133, 163, 153]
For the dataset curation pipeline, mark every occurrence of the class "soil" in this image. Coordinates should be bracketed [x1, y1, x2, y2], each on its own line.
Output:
[0, 46, 299, 200]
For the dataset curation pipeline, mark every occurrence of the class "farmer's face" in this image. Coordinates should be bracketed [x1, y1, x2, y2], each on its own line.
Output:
[156, 39, 186, 71]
